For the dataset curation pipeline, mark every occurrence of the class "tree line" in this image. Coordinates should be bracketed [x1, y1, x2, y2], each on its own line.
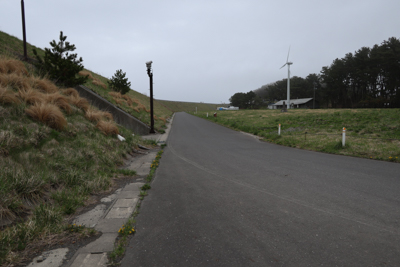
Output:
[230, 37, 400, 108]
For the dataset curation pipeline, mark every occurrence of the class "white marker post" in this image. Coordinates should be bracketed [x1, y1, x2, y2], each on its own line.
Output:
[278, 124, 281, 135]
[342, 127, 346, 147]
[207, 112, 208, 117]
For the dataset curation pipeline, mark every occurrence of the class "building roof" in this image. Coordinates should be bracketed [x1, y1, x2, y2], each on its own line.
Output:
[273, 98, 313, 106]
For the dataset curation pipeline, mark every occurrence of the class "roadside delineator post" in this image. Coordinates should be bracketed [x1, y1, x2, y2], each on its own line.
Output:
[278, 124, 281, 135]
[342, 127, 346, 147]
[207, 113, 208, 117]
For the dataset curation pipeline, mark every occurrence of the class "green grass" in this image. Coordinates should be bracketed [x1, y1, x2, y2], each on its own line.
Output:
[196, 109, 400, 161]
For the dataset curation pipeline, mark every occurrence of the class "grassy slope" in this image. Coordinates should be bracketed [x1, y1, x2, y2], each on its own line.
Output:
[0, 29, 221, 265]
[0, 31, 155, 266]
[196, 109, 400, 162]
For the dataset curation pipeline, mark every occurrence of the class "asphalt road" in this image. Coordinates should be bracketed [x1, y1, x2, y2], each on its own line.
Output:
[121, 112, 400, 267]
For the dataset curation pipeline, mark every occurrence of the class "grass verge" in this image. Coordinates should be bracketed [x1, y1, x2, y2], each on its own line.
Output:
[195, 109, 400, 162]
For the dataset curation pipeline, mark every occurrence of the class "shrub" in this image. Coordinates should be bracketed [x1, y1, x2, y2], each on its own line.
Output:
[108, 69, 131, 95]
[32, 31, 88, 87]
[25, 103, 67, 130]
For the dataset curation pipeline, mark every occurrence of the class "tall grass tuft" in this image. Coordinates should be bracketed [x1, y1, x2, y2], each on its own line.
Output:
[68, 95, 89, 112]
[0, 73, 30, 90]
[78, 70, 94, 80]
[25, 103, 67, 130]
[0, 57, 28, 75]
[30, 76, 58, 94]
[122, 95, 133, 105]
[96, 120, 119, 136]
[62, 88, 79, 98]
[85, 108, 113, 122]
[93, 79, 107, 89]
[45, 93, 72, 114]
[17, 88, 45, 105]
[0, 86, 20, 105]
[109, 91, 122, 99]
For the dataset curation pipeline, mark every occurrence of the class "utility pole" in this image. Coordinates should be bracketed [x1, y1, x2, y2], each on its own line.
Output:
[21, 0, 28, 61]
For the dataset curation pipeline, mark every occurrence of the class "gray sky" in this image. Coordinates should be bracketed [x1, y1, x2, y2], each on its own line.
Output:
[1, 1, 399, 103]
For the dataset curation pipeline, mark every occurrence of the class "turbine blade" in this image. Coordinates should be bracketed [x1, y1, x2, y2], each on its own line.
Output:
[286, 46, 291, 62]
[280, 63, 287, 69]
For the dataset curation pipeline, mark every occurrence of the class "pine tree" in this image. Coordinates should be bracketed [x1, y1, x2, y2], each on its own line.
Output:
[33, 31, 88, 87]
[108, 69, 131, 95]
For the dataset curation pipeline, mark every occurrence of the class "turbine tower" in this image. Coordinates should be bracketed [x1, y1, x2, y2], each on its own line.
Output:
[280, 47, 293, 109]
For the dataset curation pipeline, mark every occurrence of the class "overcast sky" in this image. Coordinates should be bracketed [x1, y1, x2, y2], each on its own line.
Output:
[1, 0, 399, 103]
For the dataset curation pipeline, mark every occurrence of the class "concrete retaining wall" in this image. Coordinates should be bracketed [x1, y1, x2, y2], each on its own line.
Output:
[75, 85, 151, 135]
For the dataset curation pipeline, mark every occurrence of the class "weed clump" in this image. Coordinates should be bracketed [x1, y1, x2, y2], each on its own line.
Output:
[0, 86, 20, 105]
[25, 103, 67, 130]
[96, 120, 119, 136]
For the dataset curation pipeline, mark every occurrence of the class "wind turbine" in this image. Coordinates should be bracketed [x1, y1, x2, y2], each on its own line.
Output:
[280, 47, 293, 109]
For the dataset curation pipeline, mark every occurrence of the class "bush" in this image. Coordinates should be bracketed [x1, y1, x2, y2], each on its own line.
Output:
[33, 31, 88, 87]
[108, 69, 131, 95]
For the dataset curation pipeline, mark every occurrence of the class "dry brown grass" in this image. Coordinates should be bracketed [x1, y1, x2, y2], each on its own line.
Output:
[96, 120, 119, 136]
[30, 76, 58, 94]
[0, 57, 29, 75]
[114, 98, 126, 106]
[45, 93, 72, 114]
[85, 108, 113, 122]
[136, 103, 150, 113]
[93, 79, 107, 89]
[0, 73, 30, 90]
[68, 95, 89, 112]
[78, 70, 94, 80]
[25, 103, 67, 130]
[62, 88, 80, 98]
[109, 91, 122, 99]
[18, 88, 46, 105]
[122, 95, 133, 105]
[0, 85, 20, 105]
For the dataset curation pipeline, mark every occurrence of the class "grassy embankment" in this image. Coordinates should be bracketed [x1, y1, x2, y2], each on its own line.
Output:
[196, 109, 400, 162]
[0, 30, 164, 266]
[0, 30, 222, 266]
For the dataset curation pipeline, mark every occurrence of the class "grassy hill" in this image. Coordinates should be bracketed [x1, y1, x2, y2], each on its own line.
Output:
[0, 30, 222, 132]
[0, 29, 222, 266]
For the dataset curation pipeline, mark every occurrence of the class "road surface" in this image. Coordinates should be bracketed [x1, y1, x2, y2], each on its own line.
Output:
[121, 112, 400, 266]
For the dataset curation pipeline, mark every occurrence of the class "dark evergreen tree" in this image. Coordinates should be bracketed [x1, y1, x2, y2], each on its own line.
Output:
[108, 69, 131, 95]
[33, 31, 88, 87]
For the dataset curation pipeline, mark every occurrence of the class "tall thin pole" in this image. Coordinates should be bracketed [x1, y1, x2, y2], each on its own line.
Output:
[21, 0, 28, 61]
[287, 64, 291, 109]
[148, 69, 155, 133]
